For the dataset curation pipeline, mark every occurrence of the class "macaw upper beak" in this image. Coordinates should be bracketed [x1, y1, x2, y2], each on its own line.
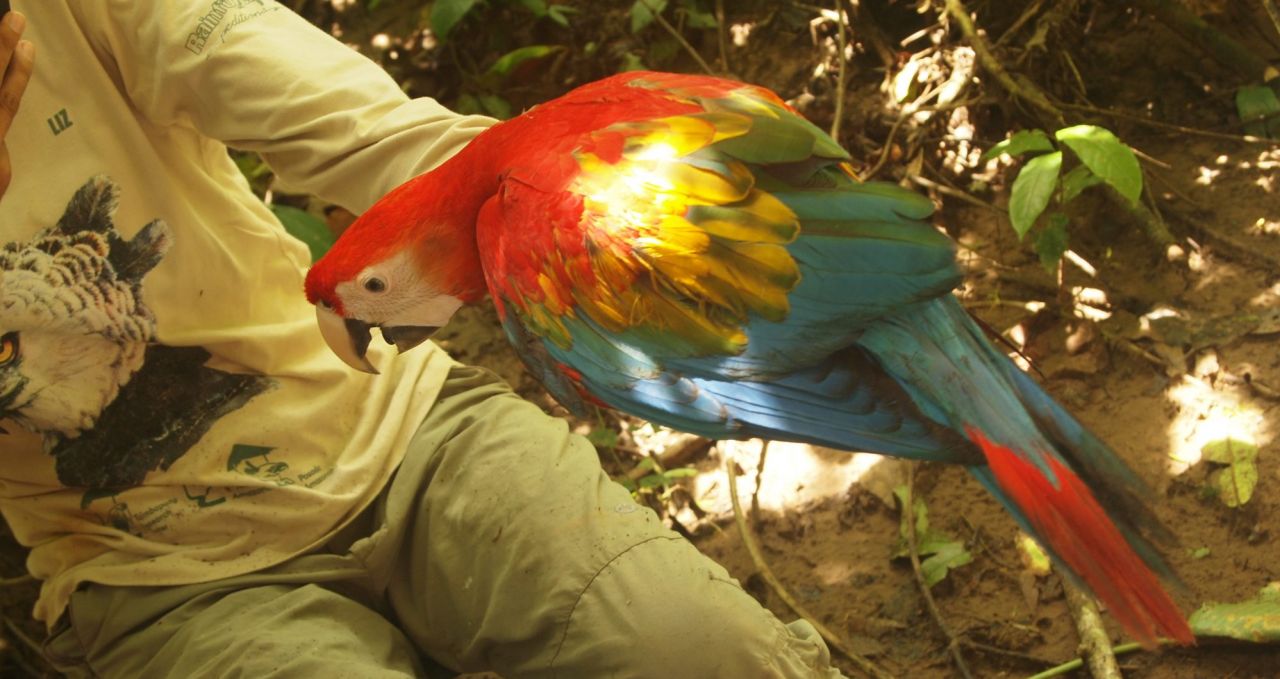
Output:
[316, 305, 379, 374]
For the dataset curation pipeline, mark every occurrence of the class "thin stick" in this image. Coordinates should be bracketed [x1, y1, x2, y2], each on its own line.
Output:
[994, 0, 1047, 46]
[1259, 0, 1280, 47]
[639, 0, 716, 75]
[859, 111, 910, 181]
[904, 466, 974, 679]
[1063, 583, 1122, 679]
[1026, 641, 1155, 679]
[908, 173, 1002, 212]
[0, 574, 33, 587]
[714, 0, 729, 74]
[1059, 102, 1280, 147]
[944, 0, 1065, 127]
[723, 449, 894, 679]
[750, 440, 770, 529]
[830, 0, 849, 141]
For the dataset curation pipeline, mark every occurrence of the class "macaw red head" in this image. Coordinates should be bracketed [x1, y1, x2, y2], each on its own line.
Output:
[304, 172, 487, 374]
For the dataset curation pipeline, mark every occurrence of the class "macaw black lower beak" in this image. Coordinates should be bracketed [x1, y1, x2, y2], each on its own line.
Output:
[316, 306, 379, 374]
[380, 325, 441, 353]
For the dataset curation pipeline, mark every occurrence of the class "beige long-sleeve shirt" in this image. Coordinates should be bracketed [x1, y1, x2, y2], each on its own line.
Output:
[0, 0, 493, 626]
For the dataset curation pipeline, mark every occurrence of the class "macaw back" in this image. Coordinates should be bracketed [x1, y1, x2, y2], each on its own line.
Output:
[461, 71, 1192, 646]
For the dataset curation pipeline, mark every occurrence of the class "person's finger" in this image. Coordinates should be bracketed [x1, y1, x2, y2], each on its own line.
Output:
[0, 12, 26, 85]
[0, 39, 32, 141]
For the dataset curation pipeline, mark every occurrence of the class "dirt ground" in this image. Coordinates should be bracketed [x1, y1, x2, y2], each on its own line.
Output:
[429, 4, 1280, 677]
[3, 2, 1280, 677]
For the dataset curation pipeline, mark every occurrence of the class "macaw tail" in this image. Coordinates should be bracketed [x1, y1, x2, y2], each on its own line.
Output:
[856, 297, 1193, 648]
[968, 428, 1195, 648]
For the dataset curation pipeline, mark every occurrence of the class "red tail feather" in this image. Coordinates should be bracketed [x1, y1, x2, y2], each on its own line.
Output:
[968, 427, 1195, 648]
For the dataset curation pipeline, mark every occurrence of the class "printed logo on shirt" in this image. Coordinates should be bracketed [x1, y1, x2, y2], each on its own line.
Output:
[184, 0, 278, 56]
[47, 108, 73, 136]
[0, 176, 275, 508]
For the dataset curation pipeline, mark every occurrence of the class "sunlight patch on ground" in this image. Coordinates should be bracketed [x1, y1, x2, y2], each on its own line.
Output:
[1164, 375, 1270, 475]
[690, 440, 885, 516]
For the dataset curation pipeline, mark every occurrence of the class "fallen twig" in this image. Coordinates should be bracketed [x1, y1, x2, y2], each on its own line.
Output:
[638, 0, 716, 75]
[723, 447, 894, 679]
[944, 0, 1064, 127]
[1262, 0, 1280, 46]
[1063, 583, 1123, 679]
[714, 0, 729, 74]
[908, 173, 1001, 212]
[1026, 640, 1164, 679]
[1164, 207, 1280, 272]
[750, 440, 769, 530]
[1128, 0, 1273, 82]
[1060, 102, 1280, 147]
[830, 0, 849, 141]
[903, 465, 974, 679]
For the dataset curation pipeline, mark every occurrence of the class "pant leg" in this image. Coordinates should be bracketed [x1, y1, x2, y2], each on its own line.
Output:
[45, 571, 424, 678]
[378, 365, 847, 679]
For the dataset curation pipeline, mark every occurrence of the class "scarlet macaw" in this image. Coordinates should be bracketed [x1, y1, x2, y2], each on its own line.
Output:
[305, 71, 1193, 647]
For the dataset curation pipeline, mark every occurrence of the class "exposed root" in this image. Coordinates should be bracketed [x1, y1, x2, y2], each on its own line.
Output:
[723, 446, 895, 679]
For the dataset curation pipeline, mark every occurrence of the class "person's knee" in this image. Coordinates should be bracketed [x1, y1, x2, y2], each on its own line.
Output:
[554, 537, 846, 678]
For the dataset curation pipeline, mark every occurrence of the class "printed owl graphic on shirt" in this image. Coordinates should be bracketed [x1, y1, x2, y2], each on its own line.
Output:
[0, 176, 272, 489]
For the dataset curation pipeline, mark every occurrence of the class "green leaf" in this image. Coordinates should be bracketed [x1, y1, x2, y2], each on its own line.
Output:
[619, 51, 647, 72]
[270, 205, 335, 263]
[1036, 213, 1070, 272]
[478, 94, 513, 120]
[892, 485, 956, 559]
[1009, 151, 1061, 239]
[1210, 463, 1257, 507]
[1202, 438, 1259, 464]
[1202, 438, 1258, 508]
[518, 0, 548, 15]
[1189, 546, 1211, 559]
[630, 0, 669, 32]
[638, 474, 667, 489]
[431, 0, 480, 40]
[586, 427, 619, 450]
[1189, 582, 1280, 642]
[893, 485, 928, 540]
[1060, 165, 1103, 203]
[1236, 85, 1280, 139]
[546, 5, 577, 26]
[683, 7, 719, 29]
[921, 541, 973, 587]
[662, 467, 698, 480]
[1054, 125, 1142, 205]
[981, 129, 1054, 161]
[484, 45, 565, 81]
[454, 93, 483, 115]
[1017, 534, 1052, 576]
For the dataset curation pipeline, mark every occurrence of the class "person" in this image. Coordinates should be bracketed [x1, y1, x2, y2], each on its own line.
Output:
[0, 3, 847, 677]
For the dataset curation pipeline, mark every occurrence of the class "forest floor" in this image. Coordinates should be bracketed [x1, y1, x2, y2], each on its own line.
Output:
[427, 3, 1280, 677]
[3, 1, 1280, 677]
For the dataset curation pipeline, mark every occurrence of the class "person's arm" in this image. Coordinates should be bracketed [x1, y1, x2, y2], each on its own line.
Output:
[0, 10, 33, 201]
[68, 0, 494, 213]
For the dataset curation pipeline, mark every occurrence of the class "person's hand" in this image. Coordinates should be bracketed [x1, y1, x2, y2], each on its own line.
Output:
[0, 11, 34, 201]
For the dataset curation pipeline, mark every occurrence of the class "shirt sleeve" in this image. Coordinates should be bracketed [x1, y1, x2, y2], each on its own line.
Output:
[67, 0, 496, 213]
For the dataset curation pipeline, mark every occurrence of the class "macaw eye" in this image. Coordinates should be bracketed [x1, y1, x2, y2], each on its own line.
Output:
[0, 333, 17, 366]
[363, 277, 387, 293]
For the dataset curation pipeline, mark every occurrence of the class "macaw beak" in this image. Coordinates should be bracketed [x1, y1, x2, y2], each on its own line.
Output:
[315, 305, 379, 374]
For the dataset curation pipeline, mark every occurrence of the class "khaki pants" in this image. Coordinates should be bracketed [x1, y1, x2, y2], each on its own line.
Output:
[45, 366, 846, 678]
